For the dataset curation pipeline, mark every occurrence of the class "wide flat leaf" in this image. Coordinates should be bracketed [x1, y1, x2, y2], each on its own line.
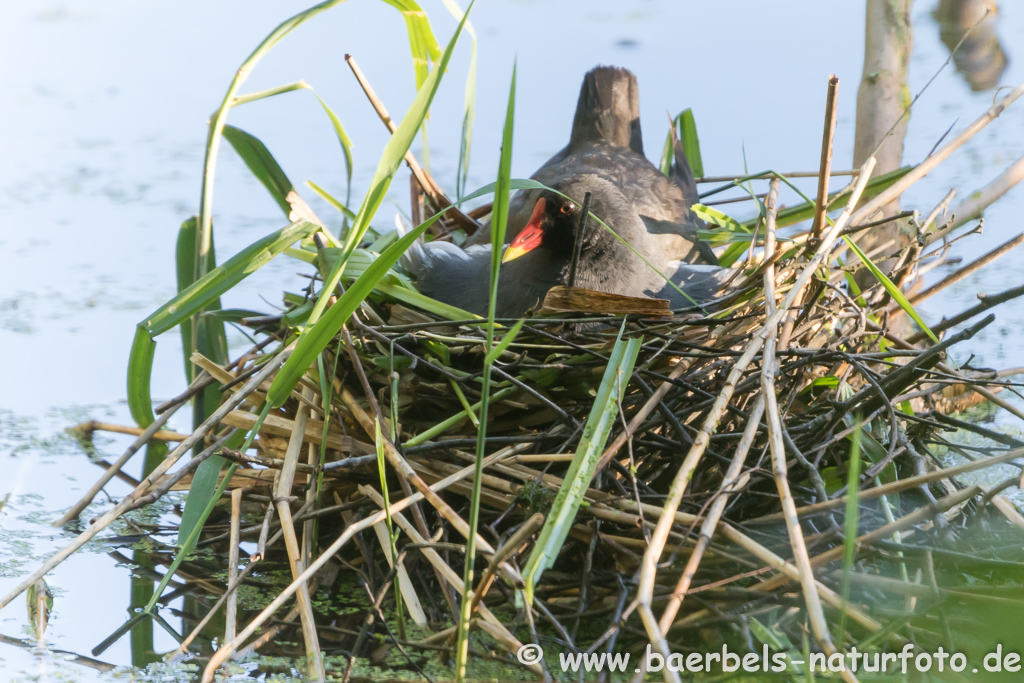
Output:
[222, 125, 295, 217]
[143, 220, 319, 337]
[679, 109, 703, 178]
[522, 331, 642, 602]
[175, 216, 228, 430]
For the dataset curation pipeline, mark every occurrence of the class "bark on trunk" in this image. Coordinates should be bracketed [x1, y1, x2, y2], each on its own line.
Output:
[854, 0, 915, 268]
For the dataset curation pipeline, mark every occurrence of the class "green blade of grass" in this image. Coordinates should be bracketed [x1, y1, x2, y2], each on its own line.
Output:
[837, 420, 863, 645]
[310, 93, 355, 207]
[381, 0, 442, 90]
[522, 328, 642, 603]
[454, 61, 517, 683]
[196, 0, 353, 283]
[305, 180, 357, 220]
[679, 108, 703, 178]
[147, 220, 319, 337]
[843, 235, 938, 342]
[692, 203, 751, 233]
[483, 318, 524, 366]
[267, 213, 444, 407]
[440, 0, 477, 199]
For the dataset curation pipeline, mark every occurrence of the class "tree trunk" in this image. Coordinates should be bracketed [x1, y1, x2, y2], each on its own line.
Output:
[854, 0, 914, 266]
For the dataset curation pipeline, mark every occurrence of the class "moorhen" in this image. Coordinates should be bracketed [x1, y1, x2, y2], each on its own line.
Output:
[466, 65, 716, 270]
[404, 174, 730, 318]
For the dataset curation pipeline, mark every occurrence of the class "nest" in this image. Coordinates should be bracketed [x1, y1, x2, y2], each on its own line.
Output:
[15, 84, 1024, 683]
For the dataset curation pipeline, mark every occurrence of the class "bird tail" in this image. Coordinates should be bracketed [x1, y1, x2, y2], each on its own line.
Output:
[568, 66, 643, 155]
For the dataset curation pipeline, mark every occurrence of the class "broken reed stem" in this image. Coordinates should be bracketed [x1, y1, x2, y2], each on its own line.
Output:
[847, 81, 1024, 228]
[469, 512, 545, 615]
[896, 230, 1024, 309]
[0, 349, 289, 613]
[810, 75, 840, 242]
[70, 421, 190, 442]
[905, 282, 1024, 344]
[568, 191, 593, 288]
[225, 488, 243, 643]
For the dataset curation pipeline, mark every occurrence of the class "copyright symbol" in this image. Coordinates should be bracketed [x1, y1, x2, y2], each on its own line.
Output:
[517, 643, 543, 665]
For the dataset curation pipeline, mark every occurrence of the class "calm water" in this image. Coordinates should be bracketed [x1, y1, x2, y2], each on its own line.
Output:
[2, 1, 1023, 680]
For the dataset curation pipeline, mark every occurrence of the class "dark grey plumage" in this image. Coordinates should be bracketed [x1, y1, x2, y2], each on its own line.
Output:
[406, 175, 731, 318]
[467, 65, 715, 268]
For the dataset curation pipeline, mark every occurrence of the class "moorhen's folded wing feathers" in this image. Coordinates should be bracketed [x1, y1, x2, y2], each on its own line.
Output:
[648, 262, 734, 309]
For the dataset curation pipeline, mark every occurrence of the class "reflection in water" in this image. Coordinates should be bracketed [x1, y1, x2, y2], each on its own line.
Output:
[934, 0, 1008, 91]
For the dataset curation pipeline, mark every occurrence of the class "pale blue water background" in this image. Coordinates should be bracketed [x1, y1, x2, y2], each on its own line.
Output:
[1, 1, 1023, 680]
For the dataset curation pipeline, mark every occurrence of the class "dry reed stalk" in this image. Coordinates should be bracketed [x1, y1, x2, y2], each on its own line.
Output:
[344, 54, 479, 236]
[810, 76, 840, 242]
[761, 249, 846, 672]
[225, 488, 243, 643]
[54, 395, 191, 527]
[274, 385, 325, 681]
[634, 158, 879, 666]
[655, 177, 781, 633]
[201, 443, 530, 679]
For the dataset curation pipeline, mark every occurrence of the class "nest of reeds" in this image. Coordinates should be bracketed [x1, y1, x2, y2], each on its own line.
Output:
[144, 159, 1024, 679]
[13, 67, 1024, 683]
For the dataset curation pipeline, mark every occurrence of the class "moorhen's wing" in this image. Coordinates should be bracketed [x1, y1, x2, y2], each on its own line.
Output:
[646, 262, 734, 309]
[404, 241, 493, 316]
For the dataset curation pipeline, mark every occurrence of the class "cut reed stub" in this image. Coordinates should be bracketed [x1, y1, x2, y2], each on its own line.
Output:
[539, 285, 671, 316]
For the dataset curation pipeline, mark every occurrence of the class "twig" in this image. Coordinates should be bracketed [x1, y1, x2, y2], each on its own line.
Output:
[344, 54, 480, 236]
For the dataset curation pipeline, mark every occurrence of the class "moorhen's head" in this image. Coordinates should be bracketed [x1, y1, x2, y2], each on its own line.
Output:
[500, 175, 649, 271]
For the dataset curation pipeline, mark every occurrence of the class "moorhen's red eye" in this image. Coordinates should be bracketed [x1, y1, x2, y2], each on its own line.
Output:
[560, 202, 575, 215]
